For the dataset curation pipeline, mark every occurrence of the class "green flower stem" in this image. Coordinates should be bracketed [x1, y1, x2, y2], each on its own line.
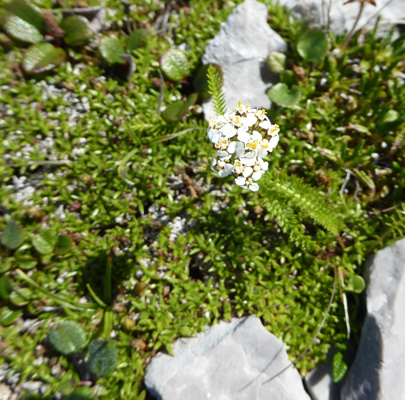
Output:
[16, 269, 98, 310]
[86, 283, 108, 309]
[104, 255, 113, 305]
[103, 309, 113, 340]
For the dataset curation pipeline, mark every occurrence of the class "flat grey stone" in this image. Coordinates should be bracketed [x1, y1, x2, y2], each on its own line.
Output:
[277, 0, 405, 35]
[202, 0, 287, 119]
[144, 315, 310, 400]
[341, 237, 405, 400]
[304, 347, 341, 400]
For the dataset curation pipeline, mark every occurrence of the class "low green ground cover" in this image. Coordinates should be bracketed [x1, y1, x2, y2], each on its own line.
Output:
[0, 0, 404, 399]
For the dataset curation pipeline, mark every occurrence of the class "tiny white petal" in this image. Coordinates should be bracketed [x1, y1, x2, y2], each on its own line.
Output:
[240, 154, 256, 166]
[235, 176, 246, 186]
[207, 129, 221, 144]
[219, 164, 234, 177]
[258, 149, 268, 158]
[211, 158, 217, 172]
[237, 129, 250, 143]
[216, 150, 231, 159]
[269, 135, 279, 149]
[227, 141, 236, 154]
[243, 166, 253, 177]
[249, 183, 259, 191]
[251, 130, 262, 141]
[242, 113, 257, 127]
[259, 119, 271, 130]
[235, 142, 245, 157]
[252, 170, 265, 181]
[222, 123, 237, 138]
[242, 151, 255, 159]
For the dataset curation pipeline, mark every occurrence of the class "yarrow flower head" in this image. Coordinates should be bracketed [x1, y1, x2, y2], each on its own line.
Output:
[207, 101, 279, 192]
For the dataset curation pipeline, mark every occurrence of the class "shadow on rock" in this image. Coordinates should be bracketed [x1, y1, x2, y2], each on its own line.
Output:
[340, 315, 382, 400]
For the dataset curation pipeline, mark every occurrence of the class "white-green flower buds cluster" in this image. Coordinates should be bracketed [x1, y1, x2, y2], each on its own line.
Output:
[207, 101, 279, 192]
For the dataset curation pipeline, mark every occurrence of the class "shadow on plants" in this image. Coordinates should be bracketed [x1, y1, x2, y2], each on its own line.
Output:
[80, 250, 139, 310]
[47, 321, 118, 384]
[187, 201, 268, 283]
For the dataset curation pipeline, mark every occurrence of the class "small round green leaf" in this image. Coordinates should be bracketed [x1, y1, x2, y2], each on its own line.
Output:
[347, 274, 366, 293]
[0, 307, 22, 326]
[297, 29, 329, 62]
[332, 352, 348, 383]
[161, 93, 198, 123]
[32, 228, 59, 254]
[10, 288, 32, 306]
[161, 48, 190, 82]
[54, 235, 74, 256]
[267, 51, 286, 74]
[1, 221, 24, 250]
[99, 35, 125, 65]
[22, 43, 66, 75]
[88, 340, 117, 378]
[61, 16, 90, 47]
[49, 321, 87, 355]
[1, 12, 43, 44]
[268, 83, 301, 107]
[0, 277, 13, 300]
[382, 110, 399, 123]
[193, 63, 223, 101]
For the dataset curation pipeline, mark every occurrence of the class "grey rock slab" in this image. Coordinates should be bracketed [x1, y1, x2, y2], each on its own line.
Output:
[144, 315, 310, 400]
[277, 0, 405, 35]
[202, 0, 287, 120]
[304, 347, 341, 400]
[341, 237, 405, 400]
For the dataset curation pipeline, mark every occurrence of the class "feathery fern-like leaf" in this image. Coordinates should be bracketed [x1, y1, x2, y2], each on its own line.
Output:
[260, 171, 344, 247]
[263, 196, 319, 251]
[207, 64, 227, 116]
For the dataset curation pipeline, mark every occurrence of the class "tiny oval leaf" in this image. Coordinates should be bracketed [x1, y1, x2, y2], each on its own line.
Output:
[22, 43, 66, 75]
[267, 51, 286, 74]
[61, 15, 90, 47]
[0, 307, 22, 326]
[54, 235, 74, 256]
[161, 93, 198, 123]
[161, 48, 190, 82]
[17, 256, 38, 270]
[1, 12, 43, 44]
[1, 221, 24, 250]
[127, 29, 148, 52]
[347, 274, 366, 293]
[297, 29, 329, 63]
[268, 83, 301, 107]
[0, 276, 13, 300]
[99, 35, 125, 64]
[48, 321, 87, 355]
[32, 227, 59, 254]
[9, 287, 32, 306]
[332, 352, 348, 383]
[88, 340, 118, 378]
[5, 0, 47, 32]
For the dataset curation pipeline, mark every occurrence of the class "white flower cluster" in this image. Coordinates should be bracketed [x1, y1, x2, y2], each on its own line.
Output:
[207, 101, 280, 192]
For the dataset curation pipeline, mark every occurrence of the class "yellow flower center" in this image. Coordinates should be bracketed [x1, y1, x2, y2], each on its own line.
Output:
[247, 140, 259, 150]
